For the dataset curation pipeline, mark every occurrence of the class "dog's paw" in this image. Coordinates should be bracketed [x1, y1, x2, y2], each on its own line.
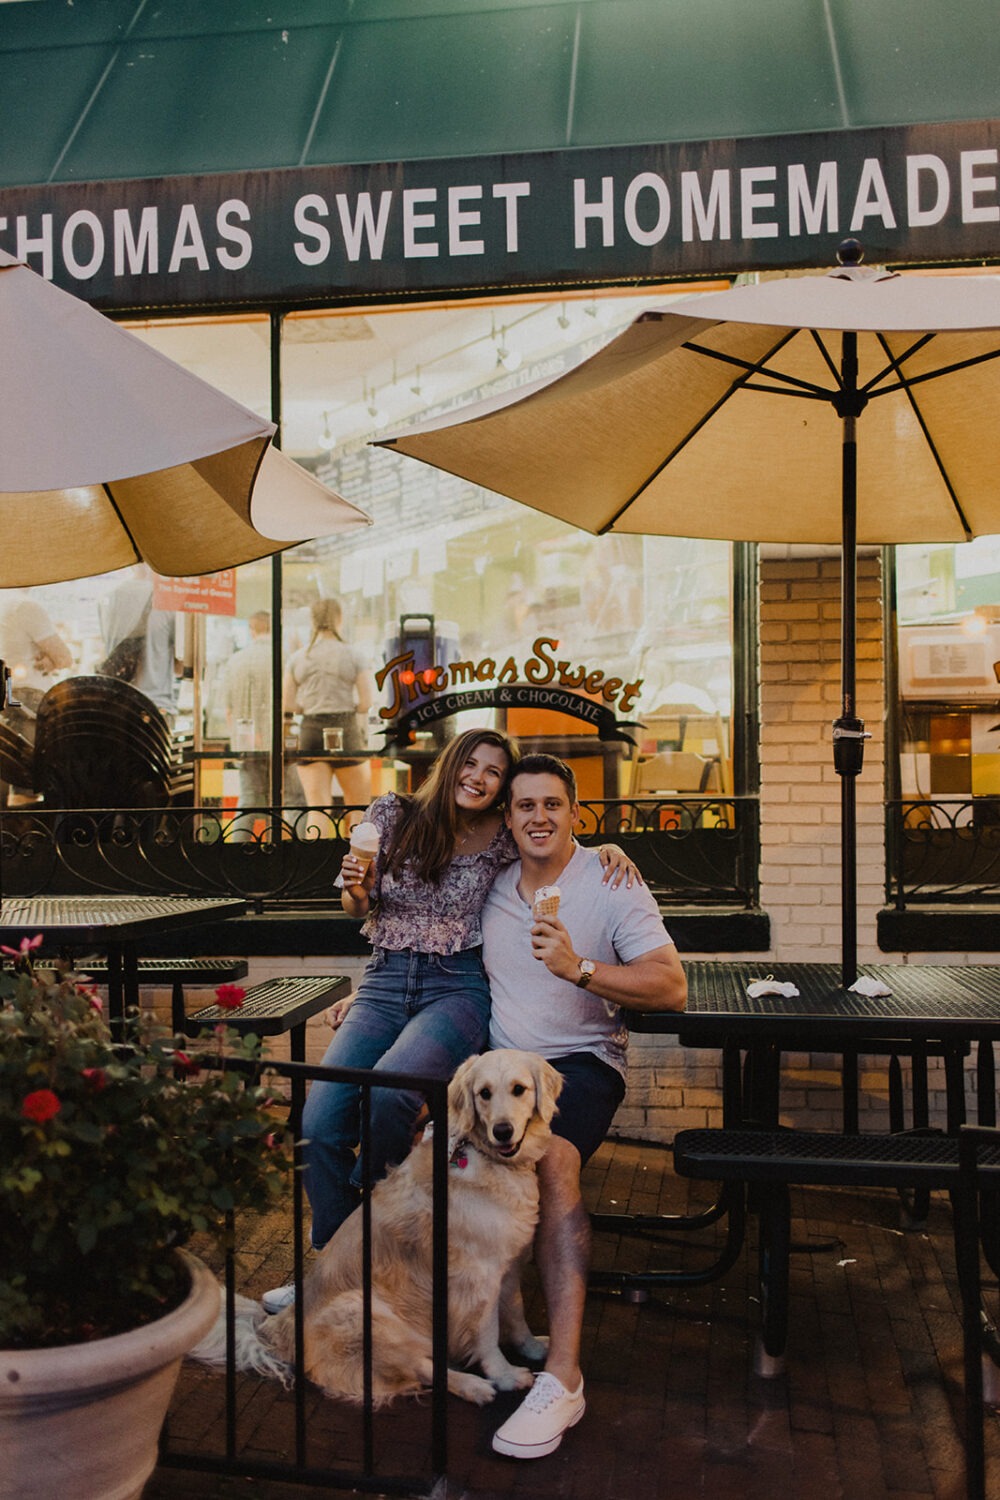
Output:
[448, 1371, 497, 1406]
[489, 1361, 534, 1392]
[515, 1333, 549, 1362]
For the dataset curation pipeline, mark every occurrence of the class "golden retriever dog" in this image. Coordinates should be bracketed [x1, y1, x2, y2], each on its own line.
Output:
[192, 1048, 562, 1405]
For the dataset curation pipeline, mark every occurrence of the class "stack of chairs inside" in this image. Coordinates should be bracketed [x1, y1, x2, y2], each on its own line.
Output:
[33, 676, 191, 809]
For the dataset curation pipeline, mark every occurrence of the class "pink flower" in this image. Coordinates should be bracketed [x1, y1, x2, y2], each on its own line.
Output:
[1, 934, 44, 959]
[81, 1068, 108, 1092]
[215, 984, 246, 1012]
[22, 1088, 61, 1123]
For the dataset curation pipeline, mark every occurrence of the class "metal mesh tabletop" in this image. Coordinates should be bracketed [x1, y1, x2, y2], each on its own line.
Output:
[0, 895, 246, 941]
[630, 961, 1000, 1040]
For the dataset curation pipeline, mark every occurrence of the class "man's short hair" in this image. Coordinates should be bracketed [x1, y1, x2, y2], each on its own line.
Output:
[509, 753, 577, 804]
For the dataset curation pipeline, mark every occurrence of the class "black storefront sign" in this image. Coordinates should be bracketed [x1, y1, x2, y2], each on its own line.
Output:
[2, 120, 999, 310]
[382, 686, 641, 749]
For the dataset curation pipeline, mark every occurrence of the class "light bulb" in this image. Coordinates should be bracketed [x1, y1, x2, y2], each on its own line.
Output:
[495, 337, 522, 372]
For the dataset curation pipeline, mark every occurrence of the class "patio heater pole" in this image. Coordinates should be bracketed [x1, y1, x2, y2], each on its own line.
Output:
[832, 325, 869, 987]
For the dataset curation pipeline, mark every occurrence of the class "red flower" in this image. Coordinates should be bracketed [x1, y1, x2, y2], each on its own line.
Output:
[81, 1068, 108, 1091]
[173, 1051, 201, 1077]
[215, 984, 246, 1012]
[22, 1088, 61, 1123]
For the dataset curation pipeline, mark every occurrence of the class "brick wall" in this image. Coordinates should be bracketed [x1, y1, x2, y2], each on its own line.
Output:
[757, 550, 885, 966]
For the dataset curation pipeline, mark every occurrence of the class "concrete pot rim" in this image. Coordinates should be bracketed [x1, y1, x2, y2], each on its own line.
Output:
[0, 1249, 219, 1398]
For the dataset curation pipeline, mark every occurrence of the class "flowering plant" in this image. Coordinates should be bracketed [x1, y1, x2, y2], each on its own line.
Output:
[0, 946, 292, 1349]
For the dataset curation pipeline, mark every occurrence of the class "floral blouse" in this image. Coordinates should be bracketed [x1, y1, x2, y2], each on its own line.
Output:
[359, 793, 516, 955]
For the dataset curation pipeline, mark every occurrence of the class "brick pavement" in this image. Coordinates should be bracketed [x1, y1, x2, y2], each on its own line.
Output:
[145, 1136, 1000, 1500]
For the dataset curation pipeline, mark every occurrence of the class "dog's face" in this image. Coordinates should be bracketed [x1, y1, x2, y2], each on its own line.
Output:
[447, 1049, 562, 1166]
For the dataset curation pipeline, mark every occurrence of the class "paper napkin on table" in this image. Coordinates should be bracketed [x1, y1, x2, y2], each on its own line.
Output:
[848, 976, 892, 998]
[746, 977, 800, 998]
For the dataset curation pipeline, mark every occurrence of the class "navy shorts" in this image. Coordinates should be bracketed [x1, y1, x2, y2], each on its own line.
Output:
[546, 1051, 626, 1164]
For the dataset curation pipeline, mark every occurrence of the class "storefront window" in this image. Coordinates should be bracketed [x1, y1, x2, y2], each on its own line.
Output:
[896, 540, 1000, 813]
[280, 296, 733, 819]
[0, 297, 734, 833]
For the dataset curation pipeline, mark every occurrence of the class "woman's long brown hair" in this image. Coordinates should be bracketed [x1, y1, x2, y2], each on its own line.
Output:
[384, 728, 519, 885]
[307, 596, 344, 650]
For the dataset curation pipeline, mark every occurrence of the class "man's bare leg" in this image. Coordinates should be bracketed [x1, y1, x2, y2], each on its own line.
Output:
[535, 1136, 588, 1390]
[492, 1134, 589, 1458]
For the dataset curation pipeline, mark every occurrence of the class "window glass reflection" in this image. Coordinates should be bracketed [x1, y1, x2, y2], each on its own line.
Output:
[0, 296, 735, 834]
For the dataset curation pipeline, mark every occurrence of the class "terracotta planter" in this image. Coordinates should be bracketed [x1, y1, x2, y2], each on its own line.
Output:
[0, 1250, 220, 1500]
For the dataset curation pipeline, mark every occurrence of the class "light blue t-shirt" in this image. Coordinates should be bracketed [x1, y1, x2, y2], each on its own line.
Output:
[481, 842, 672, 1079]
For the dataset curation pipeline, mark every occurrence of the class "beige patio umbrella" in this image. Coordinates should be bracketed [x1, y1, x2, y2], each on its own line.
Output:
[380, 242, 1000, 982]
[0, 248, 370, 584]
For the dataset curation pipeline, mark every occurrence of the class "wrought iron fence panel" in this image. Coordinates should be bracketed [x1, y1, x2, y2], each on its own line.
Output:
[0, 797, 757, 908]
[576, 795, 757, 907]
[886, 798, 1000, 906]
[159, 1052, 450, 1496]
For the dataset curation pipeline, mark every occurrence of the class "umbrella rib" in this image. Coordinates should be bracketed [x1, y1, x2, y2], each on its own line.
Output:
[859, 333, 936, 395]
[601, 330, 813, 534]
[864, 341, 1000, 399]
[871, 332, 974, 540]
[682, 335, 833, 400]
[100, 483, 143, 565]
[808, 328, 844, 387]
[742, 383, 830, 401]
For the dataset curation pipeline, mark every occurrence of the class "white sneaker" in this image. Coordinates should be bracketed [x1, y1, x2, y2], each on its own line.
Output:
[261, 1283, 296, 1315]
[491, 1373, 586, 1459]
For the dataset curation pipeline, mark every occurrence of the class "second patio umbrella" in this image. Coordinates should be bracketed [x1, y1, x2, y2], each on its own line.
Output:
[0, 248, 369, 584]
[380, 242, 1000, 982]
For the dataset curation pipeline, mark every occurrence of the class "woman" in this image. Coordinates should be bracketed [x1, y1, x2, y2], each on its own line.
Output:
[298, 727, 640, 1255]
[283, 597, 374, 815]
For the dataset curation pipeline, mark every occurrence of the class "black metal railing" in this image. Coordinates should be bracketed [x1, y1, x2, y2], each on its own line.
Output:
[0, 796, 759, 908]
[159, 1053, 450, 1496]
[886, 798, 1000, 908]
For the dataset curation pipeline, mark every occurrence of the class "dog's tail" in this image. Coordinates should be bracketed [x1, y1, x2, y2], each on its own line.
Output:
[188, 1289, 295, 1388]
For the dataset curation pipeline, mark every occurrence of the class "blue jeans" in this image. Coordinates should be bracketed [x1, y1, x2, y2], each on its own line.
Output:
[301, 946, 491, 1248]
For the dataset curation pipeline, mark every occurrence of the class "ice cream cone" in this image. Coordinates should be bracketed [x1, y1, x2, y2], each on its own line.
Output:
[349, 820, 380, 872]
[532, 885, 561, 919]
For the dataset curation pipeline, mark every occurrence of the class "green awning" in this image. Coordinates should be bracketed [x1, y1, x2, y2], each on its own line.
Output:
[1, 0, 997, 188]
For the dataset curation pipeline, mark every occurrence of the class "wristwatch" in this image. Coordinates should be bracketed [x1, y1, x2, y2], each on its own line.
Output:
[576, 958, 596, 989]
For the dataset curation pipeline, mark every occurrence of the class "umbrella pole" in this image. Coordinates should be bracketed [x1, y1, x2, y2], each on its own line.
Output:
[839, 418, 859, 987]
[833, 330, 870, 988]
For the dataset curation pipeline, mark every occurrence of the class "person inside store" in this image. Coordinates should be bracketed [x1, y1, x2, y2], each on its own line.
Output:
[283, 596, 374, 825]
[482, 754, 686, 1460]
[262, 727, 642, 1314]
[0, 591, 73, 804]
[97, 563, 179, 722]
[222, 609, 273, 841]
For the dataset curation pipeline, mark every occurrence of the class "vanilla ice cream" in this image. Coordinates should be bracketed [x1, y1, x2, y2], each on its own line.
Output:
[532, 885, 561, 919]
[349, 820, 380, 872]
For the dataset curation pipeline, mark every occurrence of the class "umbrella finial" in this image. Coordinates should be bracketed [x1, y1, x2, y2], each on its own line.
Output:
[836, 238, 864, 267]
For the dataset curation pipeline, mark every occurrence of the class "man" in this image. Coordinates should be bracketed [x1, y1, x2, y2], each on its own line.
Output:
[222, 610, 272, 839]
[97, 564, 178, 720]
[481, 753, 686, 1459]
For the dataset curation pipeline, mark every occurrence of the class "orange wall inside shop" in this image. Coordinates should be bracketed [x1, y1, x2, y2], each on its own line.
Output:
[506, 707, 605, 801]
